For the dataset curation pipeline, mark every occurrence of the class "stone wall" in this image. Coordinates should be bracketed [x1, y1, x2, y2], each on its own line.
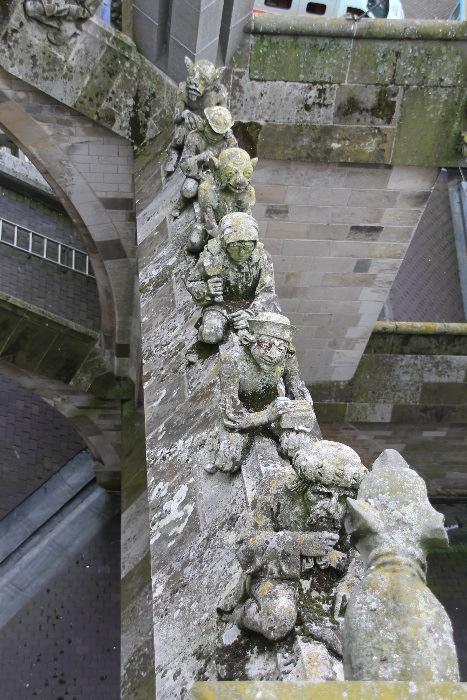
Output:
[250, 159, 436, 382]
[224, 16, 466, 382]
[0, 374, 84, 519]
[0, 0, 176, 146]
[232, 17, 466, 168]
[311, 322, 467, 426]
[0, 69, 137, 374]
[383, 171, 465, 322]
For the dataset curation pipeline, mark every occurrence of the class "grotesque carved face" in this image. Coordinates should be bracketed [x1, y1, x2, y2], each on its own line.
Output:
[184, 58, 220, 102]
[306, 488, 348, 533]
[226, 240, 255, 263]
[250, 334, 288, 371]
[216, 148, 258, 194]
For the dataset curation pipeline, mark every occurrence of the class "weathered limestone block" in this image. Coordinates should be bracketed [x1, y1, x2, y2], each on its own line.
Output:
[343, 449, 460, 681]
[193, 680, 467, 699]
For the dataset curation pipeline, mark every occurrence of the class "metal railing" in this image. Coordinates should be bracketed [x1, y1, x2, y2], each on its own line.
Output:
[0, 217, 94, 277]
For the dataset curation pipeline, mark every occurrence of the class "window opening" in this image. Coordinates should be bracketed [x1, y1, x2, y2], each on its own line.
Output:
[306, 2, 326, 14]
[16, 227, 30, 251]
[265, 0, 293, 8]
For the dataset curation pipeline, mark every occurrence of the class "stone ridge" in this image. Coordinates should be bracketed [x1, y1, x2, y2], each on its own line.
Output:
[249, 15, 467, 40]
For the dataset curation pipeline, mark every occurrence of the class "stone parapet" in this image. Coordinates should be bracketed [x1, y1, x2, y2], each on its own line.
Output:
[311, 322, 467, 435]
[229, 17, 466, 167]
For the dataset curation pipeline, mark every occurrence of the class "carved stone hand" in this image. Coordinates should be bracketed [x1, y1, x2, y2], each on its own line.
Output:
[230, 310, 249, 330]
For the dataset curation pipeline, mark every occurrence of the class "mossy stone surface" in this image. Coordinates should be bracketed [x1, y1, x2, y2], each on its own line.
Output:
[257, 123, 394, 164]
[250, 34, 351, 84]
[347, 40, 398, 85]
[393, 87, 464, 166]
[395, 41, 467, 87]
[334, 85, 399, 126]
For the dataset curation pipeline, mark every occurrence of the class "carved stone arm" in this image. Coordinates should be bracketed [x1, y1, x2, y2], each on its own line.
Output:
[184, 259, 212, 306]
[283, 353, 313, 402]
[248, 252, 277, 316]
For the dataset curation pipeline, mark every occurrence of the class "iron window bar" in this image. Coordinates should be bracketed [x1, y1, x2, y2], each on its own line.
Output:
[0, 217, 95, 278]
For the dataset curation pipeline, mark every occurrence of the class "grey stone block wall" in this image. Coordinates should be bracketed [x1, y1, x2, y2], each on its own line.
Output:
[0, 184, 80, 247]
[0, 375, 85, 520]
[252, 160, 437, 382]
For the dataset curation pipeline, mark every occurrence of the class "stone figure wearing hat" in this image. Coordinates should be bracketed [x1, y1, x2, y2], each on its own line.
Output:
[165, 58, 228, 175]
[205, 311, 317, 474]
[172, 106, 237, 220]
[185, 213, 276, 345]
[196, 147, 257, 248]
[218, 437, 368, 649]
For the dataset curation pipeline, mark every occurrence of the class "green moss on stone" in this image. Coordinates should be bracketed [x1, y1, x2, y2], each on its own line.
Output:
[347, 40, 398, 85]
[395, 41, 466, 87]
[257, 123, 394, 164]
[250, 34, 351, 84]
[393, 86, 463, 166]
[121, 551, 151, 613]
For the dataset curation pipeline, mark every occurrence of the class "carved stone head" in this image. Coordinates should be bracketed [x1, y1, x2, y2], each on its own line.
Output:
[211, 148, 258, 194]
[219, 212, 258, 263]
[248, 312, 292, 371]
[295, 441, 367, 534]
[184, 57, 223, 102]
[345, 449, 448, 568]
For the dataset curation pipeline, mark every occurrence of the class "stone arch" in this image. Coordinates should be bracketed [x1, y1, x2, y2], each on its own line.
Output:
[0, 293, 128, 489]
[0, 66, 137, 377]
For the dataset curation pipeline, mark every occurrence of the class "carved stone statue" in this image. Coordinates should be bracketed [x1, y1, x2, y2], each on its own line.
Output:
[23, 0, 98, 44]
[221, 530, 338, 641]
[205, 311, 316, 473]
[185, 213, 276, 345]
[343, 449, 460, 681]
[172, 106, 237, 220]
[165, 58, 228, 175]
[220, 440, 368, 647]
[196, 147, 257, 248]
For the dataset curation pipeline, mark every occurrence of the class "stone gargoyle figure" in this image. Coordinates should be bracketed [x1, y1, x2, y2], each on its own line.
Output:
[23, 0, 98, 44]
[185, 213, 275, 345]
[205, 311, 316, 474]
[220, 530, 338, 641]
[343, 449, 459, 682]
[164, 58, 228, 175]
[172, 106, 237, 221]
[220, 441, 368, 648]
[196, 147, 257, 249]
